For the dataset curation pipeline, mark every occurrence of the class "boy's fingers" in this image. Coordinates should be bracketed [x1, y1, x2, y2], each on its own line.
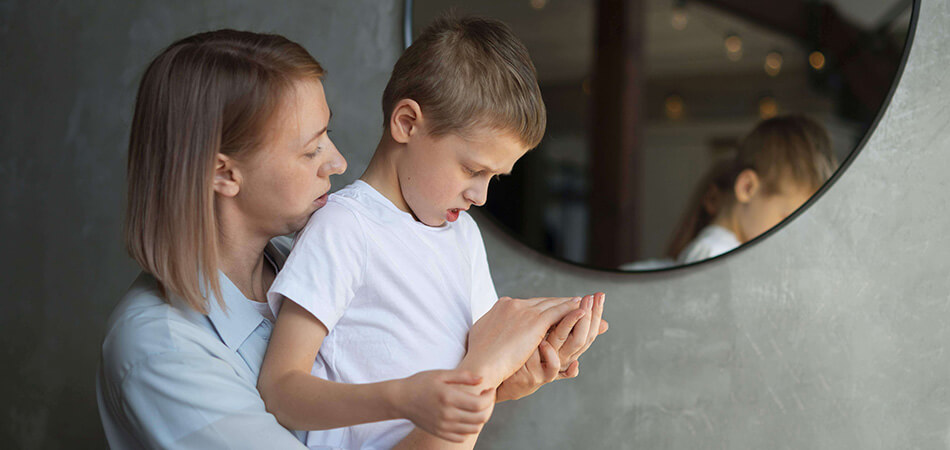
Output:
[536, 296, 581, 311]
[539, 297, 583, 325]
[566, 296, 593, 359]
[539, 340, 561, 382]
[442, 370, 483, 386]
[547, 309, 586, 350]
[585, 292, 606, 346]
[598, 319, 609, 335]
[558, 360, 580, 379]
[448, 389, 493, 413]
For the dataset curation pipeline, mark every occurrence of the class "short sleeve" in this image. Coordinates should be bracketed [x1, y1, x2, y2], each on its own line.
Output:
[268, 202, 366, 332]
[102, 352, 307, 449]
[467, 217, 498, 322]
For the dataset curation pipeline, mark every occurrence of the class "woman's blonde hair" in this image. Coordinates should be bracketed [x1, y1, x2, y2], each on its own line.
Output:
[125, 30, 325, 313]
[667, 115, 839, 259]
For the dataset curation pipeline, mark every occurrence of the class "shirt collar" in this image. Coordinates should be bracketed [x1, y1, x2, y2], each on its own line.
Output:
[206, 241, 286, 351]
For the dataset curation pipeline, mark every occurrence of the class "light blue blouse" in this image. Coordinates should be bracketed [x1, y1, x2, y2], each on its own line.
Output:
[96, 237, 307, 449]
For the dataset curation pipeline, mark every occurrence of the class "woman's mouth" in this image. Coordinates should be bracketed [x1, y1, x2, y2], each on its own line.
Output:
[313, 193, 329, 209]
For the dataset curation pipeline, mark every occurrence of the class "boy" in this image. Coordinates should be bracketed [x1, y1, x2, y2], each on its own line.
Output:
[260, 16, 607, 449]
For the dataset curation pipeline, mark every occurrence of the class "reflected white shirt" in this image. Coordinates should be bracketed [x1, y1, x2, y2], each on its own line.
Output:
[677, 224, 741, 264]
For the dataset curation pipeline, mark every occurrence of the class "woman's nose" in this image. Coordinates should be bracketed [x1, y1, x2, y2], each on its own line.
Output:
[319, 144, 347, 177]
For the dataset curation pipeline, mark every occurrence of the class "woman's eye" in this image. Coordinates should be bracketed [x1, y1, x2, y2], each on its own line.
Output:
[305, 152, 317, 159]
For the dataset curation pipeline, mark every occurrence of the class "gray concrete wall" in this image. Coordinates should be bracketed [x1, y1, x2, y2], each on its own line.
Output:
[2, 0, 948, 449]
[480, 0, 950, 448]
[0, 1, 400, 447]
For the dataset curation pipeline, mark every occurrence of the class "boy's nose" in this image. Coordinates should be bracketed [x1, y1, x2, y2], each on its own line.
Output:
[466, 186, 488, 207]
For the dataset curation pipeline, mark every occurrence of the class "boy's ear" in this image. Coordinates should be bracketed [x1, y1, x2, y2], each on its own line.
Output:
[734, 169, 760, 203]
[389, 99, 423, 144]
[213, 153, 242, 198]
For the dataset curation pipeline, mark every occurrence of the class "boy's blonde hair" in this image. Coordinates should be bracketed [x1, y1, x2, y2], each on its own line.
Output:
[125, 30, 325, 313]
[382, 15, 546, 148]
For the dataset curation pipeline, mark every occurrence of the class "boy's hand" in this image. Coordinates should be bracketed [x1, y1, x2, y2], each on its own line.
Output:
[496, 340, 580, 402]
[463, 296, 583, 387]
[391, 370, 495, 443]
[546, 292, 608, 371]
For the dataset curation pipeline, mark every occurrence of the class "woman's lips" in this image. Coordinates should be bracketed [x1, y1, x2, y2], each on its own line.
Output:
[313, 193, 329, 209]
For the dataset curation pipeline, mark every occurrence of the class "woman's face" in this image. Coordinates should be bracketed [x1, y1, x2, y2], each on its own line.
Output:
[233, 79, 347, 236]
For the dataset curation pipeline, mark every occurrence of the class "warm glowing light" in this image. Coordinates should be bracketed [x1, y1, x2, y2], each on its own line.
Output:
[665, 94, 685, 120]
[530, 0, 548, 10]
[671, 6, 688, 30]
[759, 97, 778, 119]
[809, 51, 826, 70]
[764, 51, 783, 77]
[724, 34, 743, 61]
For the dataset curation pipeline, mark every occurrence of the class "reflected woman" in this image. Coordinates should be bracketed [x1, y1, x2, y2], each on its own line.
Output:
[668, 115, 839, 264]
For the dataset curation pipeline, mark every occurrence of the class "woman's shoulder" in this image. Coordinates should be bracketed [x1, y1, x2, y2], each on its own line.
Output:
[99, 272, 224, 384]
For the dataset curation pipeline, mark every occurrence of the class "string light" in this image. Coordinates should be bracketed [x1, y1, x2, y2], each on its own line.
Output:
[809, 51, 826, 70]
[665, 94, 685, 120]
[530, 0, 548, 10]
[724, 34, 743, 61]
[764, 51, 783, 77]
[759, 96, 778, 119]
[671, 5, 688, 30]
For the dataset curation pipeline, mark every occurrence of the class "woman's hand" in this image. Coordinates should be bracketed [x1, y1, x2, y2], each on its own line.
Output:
[546, 292, 608, 372]
[461, 296, 582, 387]
[495, 340, 580, 402]
[390, 370, 495, 443]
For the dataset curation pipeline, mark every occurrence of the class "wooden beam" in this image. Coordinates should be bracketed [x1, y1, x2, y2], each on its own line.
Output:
[588, 0, 645, 268]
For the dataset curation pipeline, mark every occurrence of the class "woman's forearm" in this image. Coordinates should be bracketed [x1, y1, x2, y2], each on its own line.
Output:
[261, 369, 401, 431]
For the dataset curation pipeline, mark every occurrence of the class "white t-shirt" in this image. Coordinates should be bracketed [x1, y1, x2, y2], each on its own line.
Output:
[267, 180, 498, 450]
[676, 224, 741, 264]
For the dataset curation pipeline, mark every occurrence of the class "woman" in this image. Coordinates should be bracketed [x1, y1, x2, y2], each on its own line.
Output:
[97, 30, 602, 449]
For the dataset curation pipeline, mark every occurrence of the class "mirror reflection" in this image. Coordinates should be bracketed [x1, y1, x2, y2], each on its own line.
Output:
[413, 0, 913, 270]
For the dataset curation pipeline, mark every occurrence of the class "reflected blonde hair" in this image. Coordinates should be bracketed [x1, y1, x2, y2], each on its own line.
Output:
[125, 30, 325, 313]
[667, 115, 839, 258]
[382, 15, 546, 148]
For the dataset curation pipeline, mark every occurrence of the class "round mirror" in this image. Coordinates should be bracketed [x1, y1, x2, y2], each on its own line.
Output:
[411, 0, 915, 271]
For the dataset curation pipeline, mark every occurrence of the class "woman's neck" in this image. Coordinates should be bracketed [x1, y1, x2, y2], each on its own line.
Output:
[215, 204, 275, 303]
[712, 209, 745, 243]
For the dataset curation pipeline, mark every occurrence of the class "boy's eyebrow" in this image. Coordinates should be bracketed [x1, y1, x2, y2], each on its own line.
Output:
[471, 161, 512, 175]
[303, 109, 333, 147]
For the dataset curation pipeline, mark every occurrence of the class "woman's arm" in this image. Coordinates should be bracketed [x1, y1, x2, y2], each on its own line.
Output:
[258, 299, 493, 442]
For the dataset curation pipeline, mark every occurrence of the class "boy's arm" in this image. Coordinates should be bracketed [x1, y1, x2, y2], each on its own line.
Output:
[258, 299, 493, 441]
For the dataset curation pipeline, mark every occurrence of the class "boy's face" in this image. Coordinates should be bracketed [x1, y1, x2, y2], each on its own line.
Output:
[397, 126, 529, 227]
[735, 175, 814, 242]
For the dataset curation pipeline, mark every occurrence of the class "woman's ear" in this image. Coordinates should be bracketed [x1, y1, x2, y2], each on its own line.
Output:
[734, 169, 760, 203]
[389, 99, 423, 144]
[213, 153, 241, 198]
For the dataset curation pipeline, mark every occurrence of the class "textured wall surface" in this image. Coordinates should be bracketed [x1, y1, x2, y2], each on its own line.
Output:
[0, 1, 400, 447]
[480, 0, 950, 448]
[2, 0, 948, 449]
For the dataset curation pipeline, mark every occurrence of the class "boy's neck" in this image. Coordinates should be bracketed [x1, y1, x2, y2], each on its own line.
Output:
[360, 134, 415, 217]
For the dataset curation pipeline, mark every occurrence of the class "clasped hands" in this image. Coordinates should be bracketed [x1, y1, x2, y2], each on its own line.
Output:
[395, 293, 607, 442]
